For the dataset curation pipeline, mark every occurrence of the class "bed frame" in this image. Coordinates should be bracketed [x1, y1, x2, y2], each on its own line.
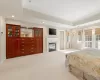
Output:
[68, 65, 99, 80]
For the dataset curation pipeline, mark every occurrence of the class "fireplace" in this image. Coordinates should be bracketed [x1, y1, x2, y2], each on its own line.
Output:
[49, 43, 56, 52]
[47, 38, 58, 52]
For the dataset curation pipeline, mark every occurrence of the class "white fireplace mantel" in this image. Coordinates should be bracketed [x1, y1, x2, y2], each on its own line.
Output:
[47, 38, 58, 43]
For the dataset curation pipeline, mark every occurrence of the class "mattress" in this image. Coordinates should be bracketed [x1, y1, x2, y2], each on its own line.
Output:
[66, 49, 100, 78]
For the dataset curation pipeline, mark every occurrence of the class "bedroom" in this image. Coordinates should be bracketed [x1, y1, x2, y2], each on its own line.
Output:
[0, 0, 100, 80]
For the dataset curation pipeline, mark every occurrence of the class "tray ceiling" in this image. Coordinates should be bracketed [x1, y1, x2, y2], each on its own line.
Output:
[23, 0, 100, 23]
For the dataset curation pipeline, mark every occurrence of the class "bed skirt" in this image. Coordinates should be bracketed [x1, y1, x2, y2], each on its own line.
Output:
[68, 65, 99, 80]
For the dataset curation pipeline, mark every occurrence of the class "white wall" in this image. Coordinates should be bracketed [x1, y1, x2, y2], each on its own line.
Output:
[0, 16, 6, 63]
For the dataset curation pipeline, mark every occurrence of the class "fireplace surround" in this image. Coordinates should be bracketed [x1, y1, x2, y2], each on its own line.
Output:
[47, 38, 58, 52]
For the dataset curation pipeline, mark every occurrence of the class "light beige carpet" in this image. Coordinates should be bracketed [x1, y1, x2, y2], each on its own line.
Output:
[0, 51, 78, 80]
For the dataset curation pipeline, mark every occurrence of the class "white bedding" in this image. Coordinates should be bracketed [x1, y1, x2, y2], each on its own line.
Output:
[66, 49, 100, 78]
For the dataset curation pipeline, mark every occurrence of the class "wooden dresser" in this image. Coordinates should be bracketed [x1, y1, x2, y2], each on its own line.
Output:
[20, 38, 35, 56]
[6, 24, 43, 59]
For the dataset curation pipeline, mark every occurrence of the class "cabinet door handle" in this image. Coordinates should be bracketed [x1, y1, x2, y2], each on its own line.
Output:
[22, 49, 24, 50]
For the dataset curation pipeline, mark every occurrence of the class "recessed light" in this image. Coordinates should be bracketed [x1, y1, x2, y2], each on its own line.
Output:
[29, 0, 31, 2]
[42, 22, 44, 23]
[12, 15, 15, 18]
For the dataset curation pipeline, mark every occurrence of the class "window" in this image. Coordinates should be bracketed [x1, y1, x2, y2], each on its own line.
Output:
[85, 35, 92, 41]
[85, 35, 92, 48]
[85, 42, 92, 48]
[78, 31, 82, 41]
[96, 35, 100, 41]
[95, 35, 100, 48]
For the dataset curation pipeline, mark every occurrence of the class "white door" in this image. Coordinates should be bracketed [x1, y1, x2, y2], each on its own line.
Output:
[60, 31, 64, 50]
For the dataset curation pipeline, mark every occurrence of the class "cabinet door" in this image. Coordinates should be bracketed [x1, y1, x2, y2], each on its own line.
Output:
[38, 28, 43, 53]
[38, 28, 43, 37]
[6, 24, 14, 37]
[14, 38, 20, 57]
[6, 24, 21, 58]
[36, 38, 40, 53]
[14, 25, 20, 37]
[34, 28, 38, 53]
[34, 28, 39, 37]
[6, 24, 20, 37]
[39, 38, 43, 53]
[34, 28, 43, 53]
[6, 38, 15, 58]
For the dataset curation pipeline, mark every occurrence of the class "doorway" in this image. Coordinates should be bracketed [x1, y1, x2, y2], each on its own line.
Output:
[60, 31, 64, 50]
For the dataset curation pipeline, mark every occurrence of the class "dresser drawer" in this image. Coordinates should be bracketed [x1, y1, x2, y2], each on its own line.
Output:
[29, 50, 34, 54]
[20, 47, 34, 51]
[21, 38, 34, 41]
[20, 41, 34, 44]
[20, 50, 30, 55]
[20, 51, 26, 55]
[21, 48, 25, 51]
[20, 43, 34, 47]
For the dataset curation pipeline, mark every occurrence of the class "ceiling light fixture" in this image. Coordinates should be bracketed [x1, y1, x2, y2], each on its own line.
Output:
[12, 15, 15, 18]
[29, 0, 31, 2]
[42, 22, 44, 23]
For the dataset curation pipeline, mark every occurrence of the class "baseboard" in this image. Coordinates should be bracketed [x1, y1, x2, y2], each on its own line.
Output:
[0, 61, 3, 64]
[0, 59, 6, 64]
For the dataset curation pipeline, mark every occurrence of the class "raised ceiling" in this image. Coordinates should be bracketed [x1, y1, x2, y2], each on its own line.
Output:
[0, 0, 100, 28]
[23, 0, 100, 23]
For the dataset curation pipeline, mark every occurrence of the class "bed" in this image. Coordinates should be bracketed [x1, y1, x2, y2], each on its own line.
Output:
[66, 49, 100, 80]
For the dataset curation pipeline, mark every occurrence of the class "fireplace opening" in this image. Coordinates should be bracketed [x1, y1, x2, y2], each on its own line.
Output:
[49, 43, 56, 52]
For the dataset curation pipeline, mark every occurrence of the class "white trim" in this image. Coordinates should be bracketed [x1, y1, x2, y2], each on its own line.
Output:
[92, 29, 96, 48]
[0, 59, 5, 64]
[76, 19, 100, 27]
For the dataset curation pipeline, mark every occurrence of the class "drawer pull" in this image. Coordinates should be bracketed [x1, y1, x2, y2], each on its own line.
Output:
[22, 52, 24, 53]
[22, 49, 24, 50]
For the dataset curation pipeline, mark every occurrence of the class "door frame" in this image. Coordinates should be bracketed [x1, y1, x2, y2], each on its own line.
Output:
[59, 30, 66, 50]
